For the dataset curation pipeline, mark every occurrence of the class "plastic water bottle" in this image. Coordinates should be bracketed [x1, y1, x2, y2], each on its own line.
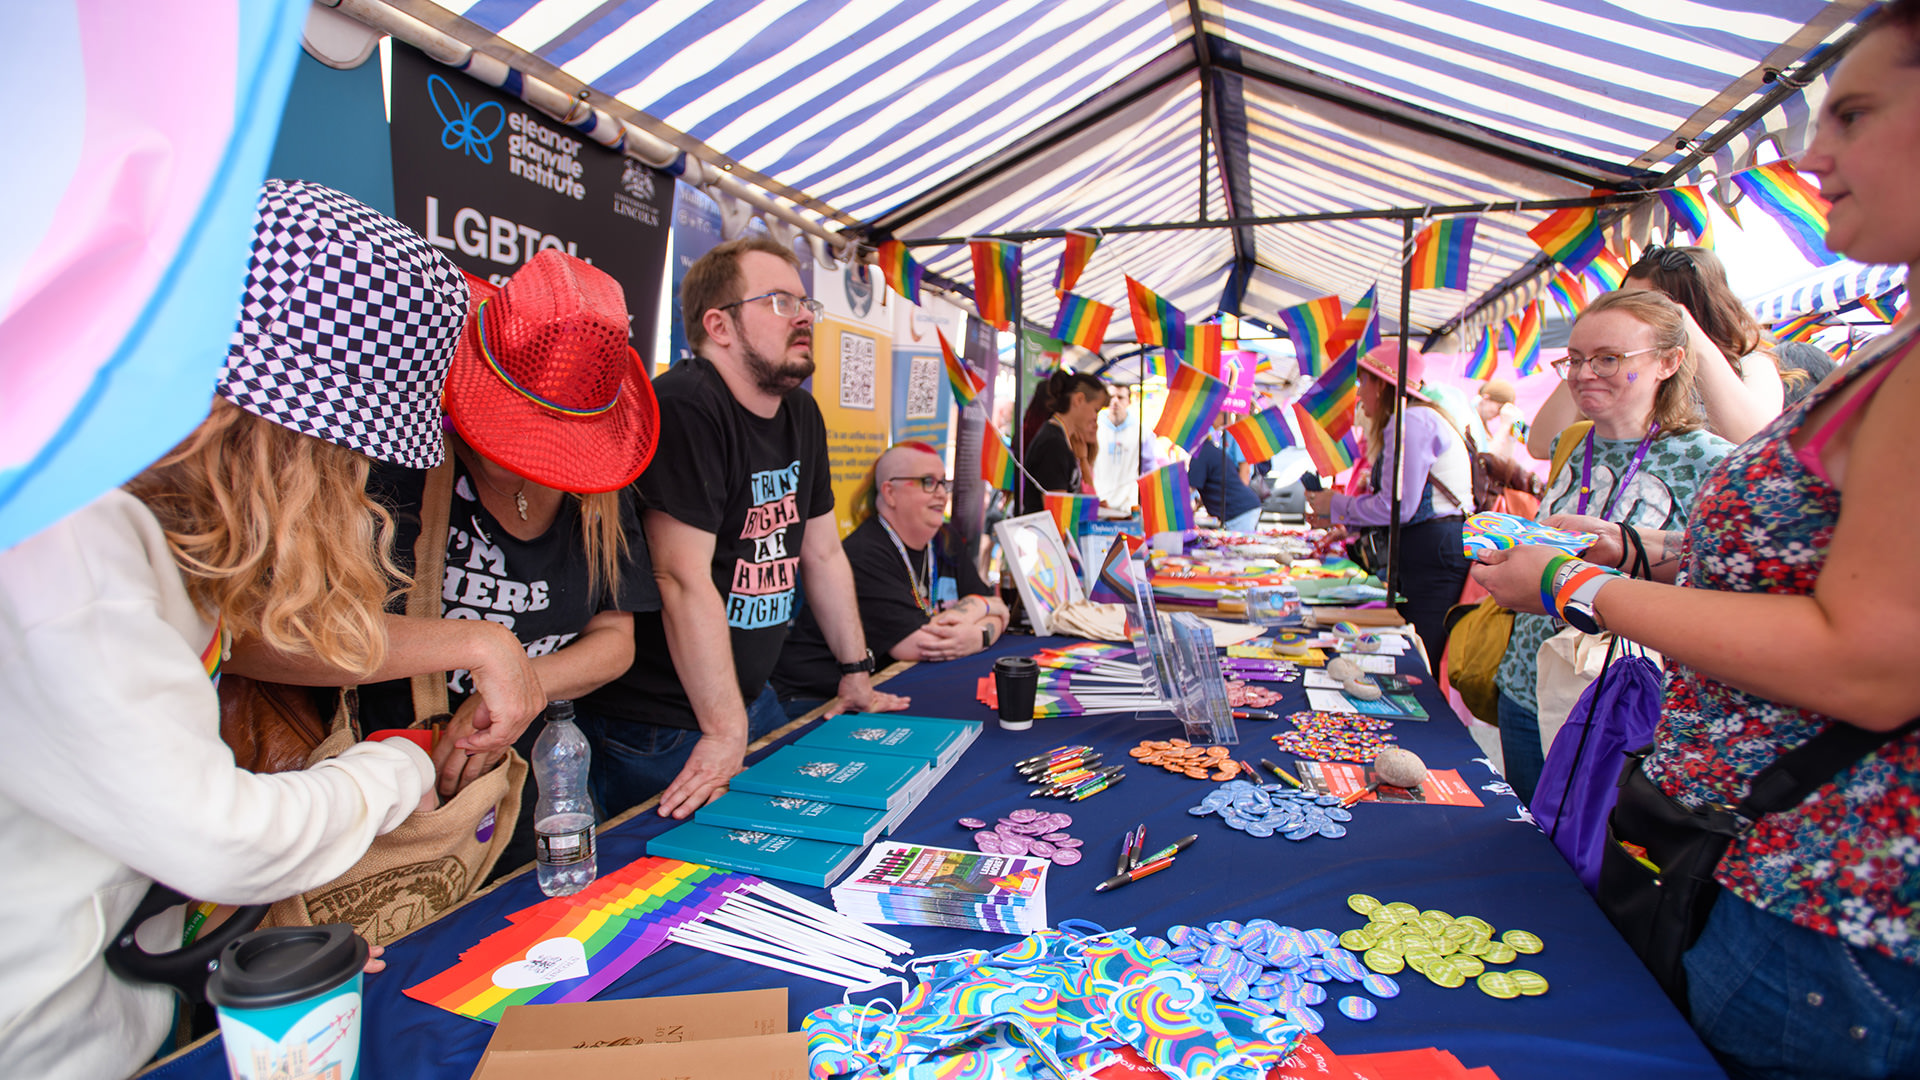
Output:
[533, 699, 596, 897]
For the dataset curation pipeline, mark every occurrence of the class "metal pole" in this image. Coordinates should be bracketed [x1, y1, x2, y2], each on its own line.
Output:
[1386, 217, 1415, 605]
[1010, 243, 1026, 513]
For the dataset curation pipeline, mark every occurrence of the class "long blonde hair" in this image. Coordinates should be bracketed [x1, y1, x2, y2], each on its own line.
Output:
[124, 398, 404, 677]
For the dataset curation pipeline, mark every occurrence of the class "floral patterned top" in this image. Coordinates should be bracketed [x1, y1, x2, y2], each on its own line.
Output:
[1646, 326, 1920, 963]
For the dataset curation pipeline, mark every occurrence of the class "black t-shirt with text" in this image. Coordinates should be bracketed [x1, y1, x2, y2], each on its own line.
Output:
[582, 354, 832, 729]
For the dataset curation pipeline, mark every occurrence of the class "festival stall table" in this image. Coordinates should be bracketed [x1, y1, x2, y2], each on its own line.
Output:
[144, 636, 1724, 1080]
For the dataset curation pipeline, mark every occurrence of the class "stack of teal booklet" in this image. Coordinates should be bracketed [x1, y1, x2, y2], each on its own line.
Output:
[647, 714, 981, 887]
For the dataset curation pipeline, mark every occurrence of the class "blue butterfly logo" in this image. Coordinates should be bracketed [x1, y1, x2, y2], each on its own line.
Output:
[428, 74, 506, 162]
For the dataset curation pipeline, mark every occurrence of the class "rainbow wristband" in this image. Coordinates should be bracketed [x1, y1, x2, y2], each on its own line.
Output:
[1540, 554, 1575, 618]
[1553, 562, 1612, 620]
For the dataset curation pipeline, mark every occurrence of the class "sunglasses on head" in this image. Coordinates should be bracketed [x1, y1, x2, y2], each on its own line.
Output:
[1630, 245, 1695, 277]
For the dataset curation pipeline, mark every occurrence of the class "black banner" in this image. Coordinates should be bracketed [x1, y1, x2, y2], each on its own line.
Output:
[388, 44, 672, 357]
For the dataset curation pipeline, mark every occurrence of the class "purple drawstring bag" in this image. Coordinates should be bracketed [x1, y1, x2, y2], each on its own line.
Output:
[1533, 645, 1664, 893]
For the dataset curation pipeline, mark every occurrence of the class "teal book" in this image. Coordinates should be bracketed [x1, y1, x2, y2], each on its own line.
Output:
[795, 714, 981, 769]
[730, 745, 927, 811]
[694, 791, 890, 847]
[646, 821, 865, 888]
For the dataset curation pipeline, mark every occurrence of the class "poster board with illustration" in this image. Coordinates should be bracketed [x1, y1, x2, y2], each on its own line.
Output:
[993, 512, 1084, 636]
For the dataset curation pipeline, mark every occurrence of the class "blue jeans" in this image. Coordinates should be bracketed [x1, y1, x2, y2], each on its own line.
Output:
[1223, 506, 1262, 533]
[1497, 690, 1545, 806]
[1685, 890, 1920, 1079]
[575, 684, 787, 819]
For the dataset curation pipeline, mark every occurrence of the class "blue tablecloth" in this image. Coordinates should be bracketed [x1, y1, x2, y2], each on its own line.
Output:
[147, 635, 1724, 1079]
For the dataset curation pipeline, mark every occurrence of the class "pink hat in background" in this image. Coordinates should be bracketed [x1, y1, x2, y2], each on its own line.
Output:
[1356, 342, 1427, 393]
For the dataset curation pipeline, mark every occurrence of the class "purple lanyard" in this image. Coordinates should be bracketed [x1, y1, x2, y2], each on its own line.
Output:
[1577, 422, 1659, 520]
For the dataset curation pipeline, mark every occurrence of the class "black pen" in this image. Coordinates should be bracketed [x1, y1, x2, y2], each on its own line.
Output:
[1132, 834, 1198, 866]
[1094, 855, 1176, 892]
[1232, 709, 1277, 720]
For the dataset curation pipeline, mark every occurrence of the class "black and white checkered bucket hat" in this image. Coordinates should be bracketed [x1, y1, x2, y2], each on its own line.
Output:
[219, 180, 468, 468]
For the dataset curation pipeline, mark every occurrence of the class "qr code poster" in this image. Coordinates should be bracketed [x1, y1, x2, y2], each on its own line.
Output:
[840, 332, 876, 409]
[905, 355, 939, 419]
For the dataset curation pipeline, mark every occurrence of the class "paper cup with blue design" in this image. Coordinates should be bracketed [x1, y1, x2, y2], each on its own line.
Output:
[205, 924, 367, 1080]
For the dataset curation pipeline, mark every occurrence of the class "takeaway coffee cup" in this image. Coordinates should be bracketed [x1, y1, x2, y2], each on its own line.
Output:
[993, 656, 1040, 731]
[206, 924, 368, 1080]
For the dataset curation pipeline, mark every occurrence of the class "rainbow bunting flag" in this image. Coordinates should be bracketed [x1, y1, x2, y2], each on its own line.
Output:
[1732, 161, 1839, 265]
[1044, 492, 1100, 540]
[1053, 229, 1100, 295]
[1829, 334, 1857, 362]
[1153, 361, 1231, 454]
[1180, 322, 1224, 376]
[1658, 185, 1715, 247]
[1858, 292, 1902, 324]
[1125, 275, 1186, 347]
[1227, 407, 1294, 461]
[1509, 302, 1544, 377]
[1294, 403, 1357, 477]
[1546, 270, 1590, 317]
[1773, 311, 1825, 343]
[1464, 328, 1498, 380]
[1138, 464, 1195, 536]
[1325, 286, 1380, 361]
[1527, 206, 1606, 271]
[1585, 248, 1629, 292]
[1051, 292, 1114, 350]
[969, 238, 1020, 329]
[938, 328, 985, 406]
[876, 239, 923, 306]
[1300, 311, 1369, 440]
[980, 420, 1019, 491]
[1275, 295, 1343, 377]
[1408, 217, 1478, 290]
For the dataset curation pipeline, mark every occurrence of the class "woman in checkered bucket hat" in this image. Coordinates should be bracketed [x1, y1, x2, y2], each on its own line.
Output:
[0, 180, 539, 1080]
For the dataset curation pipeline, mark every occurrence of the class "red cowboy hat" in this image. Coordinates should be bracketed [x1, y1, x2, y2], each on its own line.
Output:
[445, 250, 658, 493]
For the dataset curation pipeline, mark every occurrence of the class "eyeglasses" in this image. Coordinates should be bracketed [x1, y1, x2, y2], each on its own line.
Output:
[720, 290, 826, 320]
[1629, 245, 1695, 277]
[1550, 346, 1662, 379]
[884, 474, 951, 494]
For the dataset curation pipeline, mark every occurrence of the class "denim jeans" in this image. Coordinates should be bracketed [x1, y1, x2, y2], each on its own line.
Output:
[1497, 690, 1545, 806]
[1223, 506, 1263, 534]
[1685, 890, 1920, 1079]
[575, 684, 787, 819]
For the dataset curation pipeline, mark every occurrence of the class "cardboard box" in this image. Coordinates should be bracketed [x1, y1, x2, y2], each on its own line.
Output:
[473, 988, 805, 1080]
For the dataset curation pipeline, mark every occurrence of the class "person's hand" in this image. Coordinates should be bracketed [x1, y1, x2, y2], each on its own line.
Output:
[1468, 545, 1558, 615]
[827, 672, 910, 716]
[431, 696, 509, 800]
[916, 620, 979, 662]
[1304, 489, 1334, 527]
[364, 945, 387, 975]
[452, 625, 543, 754]
[1542, 513, 1625, 568]
[656, 729, 748, 819]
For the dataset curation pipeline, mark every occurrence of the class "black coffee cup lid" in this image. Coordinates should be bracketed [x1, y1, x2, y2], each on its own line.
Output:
[205, 924, 367, 1010]
[993, 656, 1038, 673]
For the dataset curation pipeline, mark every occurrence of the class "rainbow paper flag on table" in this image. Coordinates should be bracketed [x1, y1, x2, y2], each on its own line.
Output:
[1408, 217, 1477, 290]
[1126, 275, 1186, 347]
[1298, 327, 1364, 440]
[876, 239, 923, 306]
[1528, 206, 1606, 271]
[969, 238, 1020, 329]
[1153, 361, 1231, 453]
[1732, 161, 1838, 265]
[1325, 286, 1380, 361]
[1659, 185, 1715, 247]
[1053, 229, 1100, 295]
[1585, 248, 1629, 292]
[1464, 328, 1498, 380]
[1509, 302, 1544, 377]
[1044, 492, 1100, 540]
[1773, 311, 1825, 343]
[1294, 403, 1358, 476]
[981, 420, 1019, 491]
[1858, 292, 1902, 324]
[1052, 292, 1114, 350]
[939, 328, 985, 406]
[1138, 464, 1195, 535]
[1227, 407, 1294, 461]
[1547, 270, 1590, 317]
[1276, 295, 1343, 377]
[1180, 322, 1224, 376]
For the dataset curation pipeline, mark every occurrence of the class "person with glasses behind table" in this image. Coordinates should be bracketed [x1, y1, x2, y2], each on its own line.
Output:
[576, 237, 906, 822]
[772, 443, 1010, 717]
[1529, 245, 1784, 459]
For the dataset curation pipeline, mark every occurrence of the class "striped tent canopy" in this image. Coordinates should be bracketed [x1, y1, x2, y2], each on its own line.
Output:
[1747, 261, 1908, 323]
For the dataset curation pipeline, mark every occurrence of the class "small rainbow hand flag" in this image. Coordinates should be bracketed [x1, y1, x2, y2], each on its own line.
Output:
[1276, 295, 1343, 377]
[1126, 276, 1186, 347]
[1180, 322, 1224, 376]
[1828, 334, 1857, 362]
[1299, 324, 1364, 440]
[876, 239, 923, 306]
[1325, 286, 1380, 361]
[1773, 311, 1825, 343]
[1053, 229, 1100, 295]
[1732, 161, 1839, 265]
[1408, 217, 1477, 290]
[1052, 292, 1114, 351]
[1154, 361, 1231, 454]
[980, 419, 1018, 491]
[1658, 185, 1715, 247]
[1509, 302, 1544, 377]
[1528, 205, 1606, 271]
[969, 238, 1020, 329]
[1138, 464, 1195, 535]
[1464, 328, 1498, 380]
[1546, 269, 1590, 317]
[1227, 407, 1294, 461]
[1044, 492, 1099, 540]
[1294, 402, 1357, 476]
[939, 328, 985, 406]
[1585, 247, 1629, 292]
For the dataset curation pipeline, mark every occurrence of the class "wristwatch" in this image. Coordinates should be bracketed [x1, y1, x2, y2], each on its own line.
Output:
[1561, 573, 1614, 635]
[836, 648, 876, 675]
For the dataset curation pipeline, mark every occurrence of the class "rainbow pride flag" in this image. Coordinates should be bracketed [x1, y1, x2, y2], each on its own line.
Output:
[876, 239, 923, 306]
[1053, 229, 1100, 295]
[1126, 275, 1186, 347]
[1276, 295, 1343, 377]
[1325, 286, 1380, 361]
[1858, 292, 1902, 324]
[1181, 322, 1224, 376]
[969, 238, 1020, 329]
[939, 328, 985, 406]
[1585, 248, 1629, 292]
[1294, 403, 1357, 476]
[1509, 302, 1544, 376]
[1408, 217, 1477, 290]
[1547, 270, 1590, 317]
[1658, 185, 1715, 247]
[1732, 161, 1838, 265]
[1045, 492, 1099, 540]
[980, 420, 1019, 491]
[1528, 206, 1605, 270]
[1153, 361, 1231, 453]
[1464, 328, 1498, 380]
[1138, 464, 1195, 535]
[1773, 311, 1825, 343]
[1301, 315, 1367, 440]
[1052, 292, 1113, 350]
[1829, 334, 1857, 362]
[1227, 407, 1293, 461]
